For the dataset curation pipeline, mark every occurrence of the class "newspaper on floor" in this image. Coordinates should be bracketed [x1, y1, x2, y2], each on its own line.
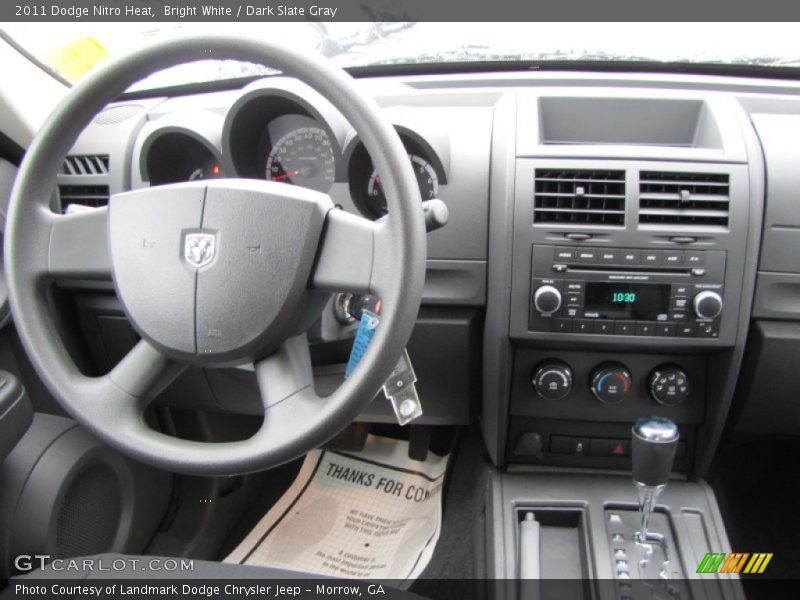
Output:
[225, 435, 449, 582]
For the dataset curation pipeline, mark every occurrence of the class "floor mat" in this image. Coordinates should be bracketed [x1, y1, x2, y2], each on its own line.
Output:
[225, 435, 449, 582]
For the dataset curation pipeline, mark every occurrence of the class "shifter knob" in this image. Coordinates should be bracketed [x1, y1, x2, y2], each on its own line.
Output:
[632, 417, 679, 487]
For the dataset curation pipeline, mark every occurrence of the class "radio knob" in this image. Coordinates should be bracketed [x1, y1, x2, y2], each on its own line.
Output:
[532, 361, 573, 400]
[590, 363, 632, 404]
[533, 285, 562, 314]
[693, 291, 723, 320]
[649, 366, 690, 406]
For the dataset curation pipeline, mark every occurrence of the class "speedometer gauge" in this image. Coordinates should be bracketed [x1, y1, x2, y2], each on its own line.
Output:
[265, 127, 335, 193]
[364, 154, 439, 219]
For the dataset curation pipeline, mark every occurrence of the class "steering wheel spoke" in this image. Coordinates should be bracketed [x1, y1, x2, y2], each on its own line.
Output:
[254, 333, 316, 409]
[312, 209, 380, 295]
[47, 207, 111, 280]
[108, 339, 186, 401]
[311, 210, 399, 299]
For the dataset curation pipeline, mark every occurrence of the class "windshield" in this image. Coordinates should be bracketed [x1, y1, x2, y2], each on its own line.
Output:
[4, 22, 800, 91]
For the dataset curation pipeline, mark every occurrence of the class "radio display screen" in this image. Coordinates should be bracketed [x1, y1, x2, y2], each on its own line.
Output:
[584, 282, 671, 320]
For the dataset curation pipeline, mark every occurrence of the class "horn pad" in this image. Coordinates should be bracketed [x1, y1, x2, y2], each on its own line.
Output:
[108, 180, 331, 365]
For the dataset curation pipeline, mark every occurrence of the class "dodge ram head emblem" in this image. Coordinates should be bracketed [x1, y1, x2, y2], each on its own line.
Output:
[184, 233, 216, 268]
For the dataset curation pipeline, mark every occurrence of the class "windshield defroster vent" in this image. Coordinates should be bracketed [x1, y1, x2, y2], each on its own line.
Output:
[639, 171, 729, 228]
[534, 169, 626, 226]
[61, 155, 110, 176]
[58, 185, 110, 211]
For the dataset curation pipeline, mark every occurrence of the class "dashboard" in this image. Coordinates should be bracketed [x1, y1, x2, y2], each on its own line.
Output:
[54, 69, 800, 476]
[133, 83, 449, 223]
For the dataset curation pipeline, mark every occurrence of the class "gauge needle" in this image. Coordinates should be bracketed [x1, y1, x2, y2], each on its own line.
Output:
[271, 170, 299, 182]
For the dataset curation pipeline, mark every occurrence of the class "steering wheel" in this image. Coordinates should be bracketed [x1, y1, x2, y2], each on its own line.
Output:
[3, 36, 426, 476]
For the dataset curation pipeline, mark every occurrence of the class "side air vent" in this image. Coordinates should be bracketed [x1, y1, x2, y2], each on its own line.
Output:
[534, 169, 625, 226]
[57, 185, 110, 211]
[639, 171, 729, 228]
[61, 155, 109, 176]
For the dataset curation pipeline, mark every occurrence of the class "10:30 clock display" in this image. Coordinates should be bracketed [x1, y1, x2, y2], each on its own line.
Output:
[612, 292, 637, 303]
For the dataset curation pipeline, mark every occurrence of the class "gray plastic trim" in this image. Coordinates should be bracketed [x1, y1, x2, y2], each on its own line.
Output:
[753, 271, 800, 320]
[750, 113, 800, 275]
[481, 92, 518, 466]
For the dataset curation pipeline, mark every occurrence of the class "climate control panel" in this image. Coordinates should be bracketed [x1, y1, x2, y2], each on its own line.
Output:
[513, 350, 705, 468]
[529, 358, 695, 408]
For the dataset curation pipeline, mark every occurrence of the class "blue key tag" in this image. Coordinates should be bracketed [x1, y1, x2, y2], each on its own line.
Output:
[345, 310, 380, 377]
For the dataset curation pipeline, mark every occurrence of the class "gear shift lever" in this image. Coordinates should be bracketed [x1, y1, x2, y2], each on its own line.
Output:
[631, 417, 679, 543]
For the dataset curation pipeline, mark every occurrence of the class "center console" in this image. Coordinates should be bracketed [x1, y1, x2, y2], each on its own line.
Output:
[483, 468, 744, 599]
[478, 89, 764, 593]
[504, 155, 751, 472]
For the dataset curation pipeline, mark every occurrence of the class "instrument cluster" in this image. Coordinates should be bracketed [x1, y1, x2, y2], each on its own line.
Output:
[138, 84, 447, 221]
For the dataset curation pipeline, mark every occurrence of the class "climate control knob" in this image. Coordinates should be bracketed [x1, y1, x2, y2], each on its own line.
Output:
[693, 291, 723, 320]
[649, 366, 690, 406]
[590, 363, 632, 404]
[533, 285, 562, 314]
[532, 361, 573, 400]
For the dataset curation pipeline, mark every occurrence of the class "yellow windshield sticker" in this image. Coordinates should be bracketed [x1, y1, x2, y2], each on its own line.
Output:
[45, 37, 109, 82]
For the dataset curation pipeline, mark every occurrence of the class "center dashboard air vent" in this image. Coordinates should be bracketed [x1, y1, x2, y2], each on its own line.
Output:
[534, 169, 625, 226]
[639, 171, 729, 228]
[57, 185, 110, 212]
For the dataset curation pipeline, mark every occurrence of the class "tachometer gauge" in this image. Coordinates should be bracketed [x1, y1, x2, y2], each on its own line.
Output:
[365, 154, 439, 218]
[265, 127, 335, 193]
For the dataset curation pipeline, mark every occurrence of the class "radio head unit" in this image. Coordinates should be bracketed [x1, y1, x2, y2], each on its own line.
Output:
[529, 245, 725, 338]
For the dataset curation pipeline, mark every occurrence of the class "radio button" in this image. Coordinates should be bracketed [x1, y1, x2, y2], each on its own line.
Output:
[596, 320, 614, 334]
[657, 323, 677, 336]
[566, 293, 583, 306]
[614, 320, 636, 335]
[642, 250, 663, 266]
[663, 250, 684, 266]
[636, 321, 657, 336]
[552, 264, 568, 273]
[672, 297, 689, 310]
[564, 280, 584, 293]
[685, 251, 705, 266]
[696, 321, 720, 338]
[575, 248, 599, 263]
[670, 311, 688, 321]
[599, 249, 620, 264]
[552, 318, 573, 333]
[677, 323, 697, 337]
[691, 268, 707, 277]
[575, 319, 596, 333]
[620, 249, 641, 265]
[554, 247, 575, 261]
[673, 284, 690, 296]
